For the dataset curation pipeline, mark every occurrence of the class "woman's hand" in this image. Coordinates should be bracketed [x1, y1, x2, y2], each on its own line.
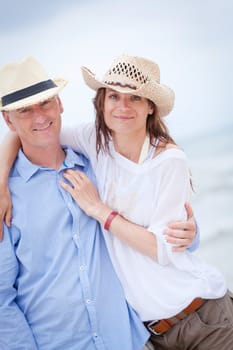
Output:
[164, 203, 196, 252]
[60, 169, 104, 219]
[0, 184, 12, 241]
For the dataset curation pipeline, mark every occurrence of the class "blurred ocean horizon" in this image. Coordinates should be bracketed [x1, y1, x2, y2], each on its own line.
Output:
[180, 123, 233, 290]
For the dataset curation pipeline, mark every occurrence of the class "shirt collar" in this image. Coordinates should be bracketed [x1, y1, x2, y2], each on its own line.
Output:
[15, 147, 86, 182]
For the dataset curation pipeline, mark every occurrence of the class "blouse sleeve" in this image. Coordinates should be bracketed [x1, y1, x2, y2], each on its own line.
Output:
[148, 154, 192, 265]
[60, 122, 97, 161]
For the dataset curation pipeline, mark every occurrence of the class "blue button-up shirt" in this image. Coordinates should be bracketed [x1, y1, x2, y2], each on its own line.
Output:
[0, 148, 148, 350]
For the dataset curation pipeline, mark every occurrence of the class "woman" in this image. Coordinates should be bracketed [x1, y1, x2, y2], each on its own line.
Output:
[59, 55, 232, 349]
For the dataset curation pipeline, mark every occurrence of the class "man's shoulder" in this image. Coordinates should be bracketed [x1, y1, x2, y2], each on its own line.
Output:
[65, 147, 90, 166]
[66, 147, 96, 180]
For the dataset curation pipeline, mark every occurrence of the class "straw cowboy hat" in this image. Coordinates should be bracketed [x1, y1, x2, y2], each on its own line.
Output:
[0, 56, 67, 111]
[81, 54, 175, 117]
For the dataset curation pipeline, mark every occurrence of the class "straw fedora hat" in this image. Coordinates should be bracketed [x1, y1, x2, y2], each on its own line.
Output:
[0, 56, 67, 111]
[81, 54, 175, 117]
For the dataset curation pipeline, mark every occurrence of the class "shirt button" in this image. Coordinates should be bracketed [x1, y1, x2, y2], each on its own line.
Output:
[73, 234, 79, 240]
[86, 299, 91, 304]
[93, 333, 98, 338]
[80, 265, 86, 271]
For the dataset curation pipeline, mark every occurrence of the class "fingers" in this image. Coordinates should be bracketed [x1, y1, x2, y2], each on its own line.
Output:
[164, 227, 192, 239]
[60, 180, 73, 195]
[5, 206, 12, 227]
[63, 170, 88, 189]
[164, 203, 196, 251]
[164, 227, 194, 248]
[184, 202, 194, 219]
[167, 220, 186, 230]
[65, 169, 86, 181]
[167, 218, 194, 231]
[0, 208, 4, 242]
[63, 171, 77, 184]
[165, 234, 191, 251]
[172, 245, 188, 252]
[0, 205, 12, 242]
[167, 203, 194, 230]
[165, 233, 191, 245]
[61, 170, 93, 202]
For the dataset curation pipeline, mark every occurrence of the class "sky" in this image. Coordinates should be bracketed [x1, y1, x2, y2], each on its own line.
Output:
[0, 0, 233, 142]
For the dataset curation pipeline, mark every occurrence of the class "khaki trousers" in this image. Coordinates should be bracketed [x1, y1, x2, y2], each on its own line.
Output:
[143, 291, 233, 350]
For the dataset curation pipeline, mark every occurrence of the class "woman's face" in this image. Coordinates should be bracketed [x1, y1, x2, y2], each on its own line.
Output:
[103, 88, 154, 136]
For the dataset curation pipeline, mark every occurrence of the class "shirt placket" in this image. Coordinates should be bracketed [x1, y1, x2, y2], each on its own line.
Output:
[60, 172, 106, 349]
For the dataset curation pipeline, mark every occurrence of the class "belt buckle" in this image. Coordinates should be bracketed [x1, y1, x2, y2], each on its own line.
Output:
[147, 320, 162, 336]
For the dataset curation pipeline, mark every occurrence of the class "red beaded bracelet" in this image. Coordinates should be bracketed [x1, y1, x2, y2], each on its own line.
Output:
[104, 211, 118, 230]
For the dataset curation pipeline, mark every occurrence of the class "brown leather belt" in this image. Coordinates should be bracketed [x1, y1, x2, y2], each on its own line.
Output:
[145, 297, 205, 336]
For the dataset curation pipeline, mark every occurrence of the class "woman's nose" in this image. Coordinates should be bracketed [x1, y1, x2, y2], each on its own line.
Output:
[118, 96, 130, 108]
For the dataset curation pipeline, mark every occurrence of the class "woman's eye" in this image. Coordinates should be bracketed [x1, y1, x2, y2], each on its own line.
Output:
[109, 94, 117, 100]
[131, 95, 141, 101]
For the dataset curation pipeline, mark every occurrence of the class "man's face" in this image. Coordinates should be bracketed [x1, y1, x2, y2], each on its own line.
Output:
[2, 96, 63, 151]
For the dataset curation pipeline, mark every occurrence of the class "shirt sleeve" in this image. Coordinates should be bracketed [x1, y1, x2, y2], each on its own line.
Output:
[187, 219, 200, 252]
[0, 225, 38, 349]
[147, 155, 192, 265]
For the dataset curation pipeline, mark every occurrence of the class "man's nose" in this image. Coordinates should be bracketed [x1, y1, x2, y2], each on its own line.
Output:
[32, 106, 47, 122]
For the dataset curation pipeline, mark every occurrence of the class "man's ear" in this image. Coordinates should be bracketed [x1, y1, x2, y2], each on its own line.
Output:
[2, 111, 16, 131]
[56, 96, 64, 114]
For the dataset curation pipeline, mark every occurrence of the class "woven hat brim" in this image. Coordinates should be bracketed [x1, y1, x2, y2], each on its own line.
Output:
[81, 67, 174, 117]
[0, 78, 67, 111]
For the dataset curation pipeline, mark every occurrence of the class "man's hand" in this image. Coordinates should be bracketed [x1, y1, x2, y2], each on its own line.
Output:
[164, 203, 196, 252]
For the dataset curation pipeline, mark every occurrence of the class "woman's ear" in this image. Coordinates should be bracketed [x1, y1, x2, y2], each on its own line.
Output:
[148, 101, 155, 115]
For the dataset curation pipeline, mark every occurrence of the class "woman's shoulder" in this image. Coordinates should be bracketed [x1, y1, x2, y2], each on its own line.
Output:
[73, 121, 95, 136]
[154, 140, 184, 158]
[147, 141, 189, 178]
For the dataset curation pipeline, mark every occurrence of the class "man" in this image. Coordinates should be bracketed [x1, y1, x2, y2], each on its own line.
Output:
[0, 57, 149, 350]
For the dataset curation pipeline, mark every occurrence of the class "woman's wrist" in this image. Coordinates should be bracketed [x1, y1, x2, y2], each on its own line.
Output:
[90, 203, 120, 230]
[87, 201, 112, 224]
[0, 176, 8, 188]
[104, 211, 118, 230]
[0, 165, 11, 186]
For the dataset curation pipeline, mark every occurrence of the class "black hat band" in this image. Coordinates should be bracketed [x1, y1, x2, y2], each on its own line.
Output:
[2, 79, 57, 106]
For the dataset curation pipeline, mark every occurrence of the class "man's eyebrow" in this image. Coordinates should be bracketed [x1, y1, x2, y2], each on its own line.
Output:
[17, 106, 30, 112]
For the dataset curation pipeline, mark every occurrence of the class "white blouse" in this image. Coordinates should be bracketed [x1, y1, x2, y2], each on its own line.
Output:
[61, 122, 227, 321]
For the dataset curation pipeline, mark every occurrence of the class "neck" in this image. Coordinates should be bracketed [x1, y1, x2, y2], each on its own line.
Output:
[22, 144, 65, 170]
[112, 131, 148, 163]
